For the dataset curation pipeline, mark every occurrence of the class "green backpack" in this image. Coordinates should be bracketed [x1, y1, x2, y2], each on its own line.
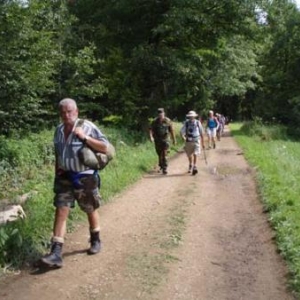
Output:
[76, 119, 115, 170]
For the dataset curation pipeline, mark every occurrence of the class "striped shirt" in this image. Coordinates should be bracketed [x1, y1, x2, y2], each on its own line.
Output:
[54, 119, 108, 172]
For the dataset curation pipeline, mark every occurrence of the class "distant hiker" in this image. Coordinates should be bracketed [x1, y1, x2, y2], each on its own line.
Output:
[149, 108, 176, 175]
[181, 111, 205, 175]
[41, 98, 108, 268]
[206, 110, 219, 149]
[216, 113, 225, 141]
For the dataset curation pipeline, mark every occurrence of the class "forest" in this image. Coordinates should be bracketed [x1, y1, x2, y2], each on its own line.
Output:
[0, 0, 299, 134]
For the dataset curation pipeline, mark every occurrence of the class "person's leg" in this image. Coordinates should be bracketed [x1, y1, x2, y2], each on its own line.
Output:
[217, 129, 220, 141]
[41, 176, 73, 267]
[76, 174, 102, 254]
[212, 129, 217, 148]
[87, 210, 101, 255]
[41, 207, 70, 267]
[155, 142, 162, 170]
[87, 209, 100, 230]
[188, 154, 192, 172]
[193, 154, 197, 166]
[184, 142, 193, 172]
[161, 149, 168, 174]
[160, 141, 169, 174]
[192, 154, 198, 175]
[207, 129, 212, 148]
[53, 206, 70, 237]
[192, 141, 200, 175]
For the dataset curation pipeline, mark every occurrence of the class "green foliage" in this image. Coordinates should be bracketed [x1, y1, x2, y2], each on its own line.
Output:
[231, 122, 300, 294]
[0, 130, 54, 198]
[254, 0, 300, 124]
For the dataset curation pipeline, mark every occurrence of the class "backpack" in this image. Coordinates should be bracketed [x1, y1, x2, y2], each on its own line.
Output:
[76, 119, 115, 170]
[185, 120, 202, 140]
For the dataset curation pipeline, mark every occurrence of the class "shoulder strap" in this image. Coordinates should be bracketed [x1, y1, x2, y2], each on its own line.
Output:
[185, 120, 189, 136]
[76, 118, 85, 128]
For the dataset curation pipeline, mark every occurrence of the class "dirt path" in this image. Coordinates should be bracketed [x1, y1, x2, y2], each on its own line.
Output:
[0, 128, 295, 300]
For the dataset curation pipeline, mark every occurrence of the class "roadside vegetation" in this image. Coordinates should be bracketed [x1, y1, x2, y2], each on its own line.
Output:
[0, 123, 183, 273]
[231, 121, 300, 293]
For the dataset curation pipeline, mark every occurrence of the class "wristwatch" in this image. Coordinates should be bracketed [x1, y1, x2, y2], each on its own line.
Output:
[83, 136, 90, 143]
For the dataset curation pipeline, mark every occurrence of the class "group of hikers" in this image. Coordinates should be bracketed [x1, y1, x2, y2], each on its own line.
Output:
[39, 99, 226, 269]
[149, 108, 226, 176]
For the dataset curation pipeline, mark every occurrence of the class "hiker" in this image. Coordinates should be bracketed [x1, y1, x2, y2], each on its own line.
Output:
[149, 108, 176, 175]
[41, 98, 108, 268]
[181, 111, 205, 175]
[206, 110, 219, 149]
[216, 113, 225, 141]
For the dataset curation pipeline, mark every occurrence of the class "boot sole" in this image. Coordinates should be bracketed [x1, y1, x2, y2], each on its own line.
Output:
[40, 257, 63, 268]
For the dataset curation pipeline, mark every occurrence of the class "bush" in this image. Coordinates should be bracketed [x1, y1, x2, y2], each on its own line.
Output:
[240, 119, 288, 141]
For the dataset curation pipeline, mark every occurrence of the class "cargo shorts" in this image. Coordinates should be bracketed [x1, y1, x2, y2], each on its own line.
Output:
[154, 139, 170, 156]
[53, 172, 101, 213]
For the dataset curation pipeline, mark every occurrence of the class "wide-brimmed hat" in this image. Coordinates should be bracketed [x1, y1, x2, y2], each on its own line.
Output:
[186, 110, 198, 117]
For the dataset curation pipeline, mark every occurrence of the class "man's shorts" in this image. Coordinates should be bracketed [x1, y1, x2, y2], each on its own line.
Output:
[154, 139, 170, 155]
[207, 128, 217, 138]
[184, 140, 201, 156]
[54, 173, 101, 213]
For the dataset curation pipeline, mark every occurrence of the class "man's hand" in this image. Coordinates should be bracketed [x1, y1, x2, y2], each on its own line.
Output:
[73, 127, 86, 140]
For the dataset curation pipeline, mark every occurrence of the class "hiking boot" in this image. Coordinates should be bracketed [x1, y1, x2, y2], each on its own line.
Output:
[188, 165, 192, 173]
[41, 242, 63, 268]
[192, 167, 198, 176]
[162, 168, 168, 175]
[87, 231, 101, 255]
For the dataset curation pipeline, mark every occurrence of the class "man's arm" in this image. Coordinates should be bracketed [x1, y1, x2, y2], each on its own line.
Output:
[169, 122, 177, 145]
[84, 136, 107, 153]
[199, 123, 205, 149]
[149, 128, 155, 143]
[215, 117, 220, 129]
[73, 127, 108, 153]
[200, 132, 205, 149]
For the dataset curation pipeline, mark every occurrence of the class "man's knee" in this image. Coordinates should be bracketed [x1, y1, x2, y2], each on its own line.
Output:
[55, 206, 70, 219]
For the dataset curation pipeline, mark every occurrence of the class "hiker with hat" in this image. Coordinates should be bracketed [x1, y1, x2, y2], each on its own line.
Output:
[149, 108, 176, 175]
[181, 111, 205, 175]
[206, 110, 219, 149]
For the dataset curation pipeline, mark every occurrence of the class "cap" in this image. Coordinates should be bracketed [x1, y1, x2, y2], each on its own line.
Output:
[157, 108, 165, 114]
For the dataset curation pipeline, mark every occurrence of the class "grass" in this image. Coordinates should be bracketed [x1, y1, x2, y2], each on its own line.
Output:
[0, 123, 183, 272]
[230, 122, 300, 294]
